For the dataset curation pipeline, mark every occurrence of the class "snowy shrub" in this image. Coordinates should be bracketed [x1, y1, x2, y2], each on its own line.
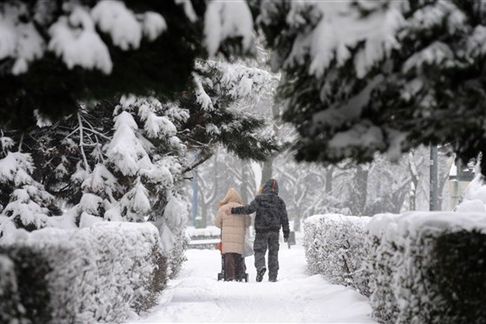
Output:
[0, 254, 26, 323]
[0, 150, 57, 232]
[65, 96, 184, 224]
[364, 214, 399, 323]
[153, 194, 189, 278]
[456, 175, 486, 212]
[366, 212, 486, 324]
[432, 230, 486, 323]
[0, 222, 167, 323]
[0, 246, 53, 323]
[186, 225, 221, 240]
[167, 227, 189, 279]
[304, 214, 371, 296]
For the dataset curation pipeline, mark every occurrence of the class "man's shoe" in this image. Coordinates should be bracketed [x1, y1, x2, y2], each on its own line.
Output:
[269, 277, 277, 282]
[256, 268, 266, 282]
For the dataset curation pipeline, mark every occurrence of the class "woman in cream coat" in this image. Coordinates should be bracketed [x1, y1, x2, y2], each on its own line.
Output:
[214, 188, 251, 281]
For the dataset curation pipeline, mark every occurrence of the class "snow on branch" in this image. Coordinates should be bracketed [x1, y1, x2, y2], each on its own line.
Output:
[204, 0, 254, 57]
[2, 1, 169, 75]
[48, 6, 113, 74]
[92, 1, 144, 50]
[267, 1, 405, 78]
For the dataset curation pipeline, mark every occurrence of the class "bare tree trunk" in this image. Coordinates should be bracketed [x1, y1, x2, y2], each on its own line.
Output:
[325, 166, 334, 194]
[294, 208, 301, 232]
[77, 113, 91, 172]
[408, 151, 419, 211]
[261, 104, 280, 187]
[392, 186, 410, 213]
[200, 200, 208, 228]
[191, 169, 198, 227]
[261, 160, 273, 187]
[429, 145, 439, 211]
[241, 160, 249, 204]
[480, 151, 486, 180]
[437, 174, 447, 210]
[213, 150, 219, 205]
[352, 166, 368, 215]
[437, 154, 454, 210]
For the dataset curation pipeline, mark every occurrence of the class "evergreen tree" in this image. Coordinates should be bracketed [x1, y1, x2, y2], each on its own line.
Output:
[258, 0, 486, 176]
[180, 59, 278, 170]
[0, 135, 56, 234]
[103, 98, 182, 222]
[0, 57, 278, 228]
[0, 0, 255, 128]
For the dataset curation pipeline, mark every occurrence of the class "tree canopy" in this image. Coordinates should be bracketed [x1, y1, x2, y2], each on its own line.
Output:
[0, 0, 255, 128]
[2, 0, 486, 174]
[258, 0, 486, 174]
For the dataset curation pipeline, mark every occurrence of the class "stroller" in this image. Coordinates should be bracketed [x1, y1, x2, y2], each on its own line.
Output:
[217, 229, 249, 282]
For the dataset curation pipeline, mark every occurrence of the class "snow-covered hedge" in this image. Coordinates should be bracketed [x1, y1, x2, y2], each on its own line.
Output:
[154, 195, 189, 279]
[304, 214, 371, 296]
[186, 225, 220, 239]
[367, 212, 486, 324]
[0, 245, 53, 323]
[0, 222, 167, 323]
[166, 227, 189, 279]
[456, 175, 486, 212]
[304, 211, 486, 323]
[0, 255, 25, 323]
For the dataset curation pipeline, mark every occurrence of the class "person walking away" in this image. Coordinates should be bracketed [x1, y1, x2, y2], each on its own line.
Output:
[214, 188, 251, 281]
[230, 179, 289, 282]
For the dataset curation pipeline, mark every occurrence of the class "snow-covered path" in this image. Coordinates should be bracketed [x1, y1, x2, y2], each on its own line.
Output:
[128, 245, 376, 323]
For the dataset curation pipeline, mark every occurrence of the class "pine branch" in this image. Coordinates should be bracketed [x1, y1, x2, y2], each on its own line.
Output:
[182, 152, 212, 174]
[77, 113, 91, 173]
[64, 127, 80, 140]
[18, 133, 24, 152]
[81, 121, 111, 140]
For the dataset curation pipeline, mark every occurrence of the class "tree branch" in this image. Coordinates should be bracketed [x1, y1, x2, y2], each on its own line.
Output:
[77, 113, 91, 172]
[182, 152, 212, 174]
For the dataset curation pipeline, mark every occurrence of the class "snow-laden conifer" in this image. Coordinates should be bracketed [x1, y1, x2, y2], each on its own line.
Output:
[0, 136, 55, 234]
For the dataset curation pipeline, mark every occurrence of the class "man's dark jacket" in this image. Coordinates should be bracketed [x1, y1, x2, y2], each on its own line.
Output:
[231, 179, 290, 238]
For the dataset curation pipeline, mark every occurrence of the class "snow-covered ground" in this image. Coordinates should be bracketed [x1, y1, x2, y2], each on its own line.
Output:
[128, 244, 376, 323]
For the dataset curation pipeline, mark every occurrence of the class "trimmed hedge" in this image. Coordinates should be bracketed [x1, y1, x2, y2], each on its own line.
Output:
[1, 246, 53, 324]
[0, 254, 28, 324]
[304, 212, 486, 324]
[0, 222, 167, 323]
[167, 227, 189, 279]
[433, 230, 486, 323]
[303, 214, 371, 296]
[366, 212, 486, 324]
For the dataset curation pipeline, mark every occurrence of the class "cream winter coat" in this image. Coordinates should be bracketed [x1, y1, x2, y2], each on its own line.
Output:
[214, 188, 251, 254]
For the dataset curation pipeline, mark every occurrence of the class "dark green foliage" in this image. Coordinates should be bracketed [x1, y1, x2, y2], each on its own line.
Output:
[0, 0, 207, 129]
[258, 1, 486, 175]
[21, 104, 114, 204]
[432, 230, 486, 324]
[368, 217, 486, 324]
[133, 247, 168, 313]
[0, 246, 53, 324]
[303, 215, 371, 298]
[0, 224, 170, 323]
[182, 104, 277, 161]
[180, 62, 278, 162]
[0, 254, 26, 324]
[0, 142, 58, 231]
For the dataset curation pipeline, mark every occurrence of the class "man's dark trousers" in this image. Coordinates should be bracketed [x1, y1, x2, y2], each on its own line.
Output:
[254, 231, 279, 279]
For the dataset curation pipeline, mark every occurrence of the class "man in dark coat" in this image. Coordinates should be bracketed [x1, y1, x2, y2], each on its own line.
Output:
[230, 179, 290, 282]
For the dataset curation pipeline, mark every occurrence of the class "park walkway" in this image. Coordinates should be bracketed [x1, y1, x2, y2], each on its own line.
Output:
[128, 244, 375, 323]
